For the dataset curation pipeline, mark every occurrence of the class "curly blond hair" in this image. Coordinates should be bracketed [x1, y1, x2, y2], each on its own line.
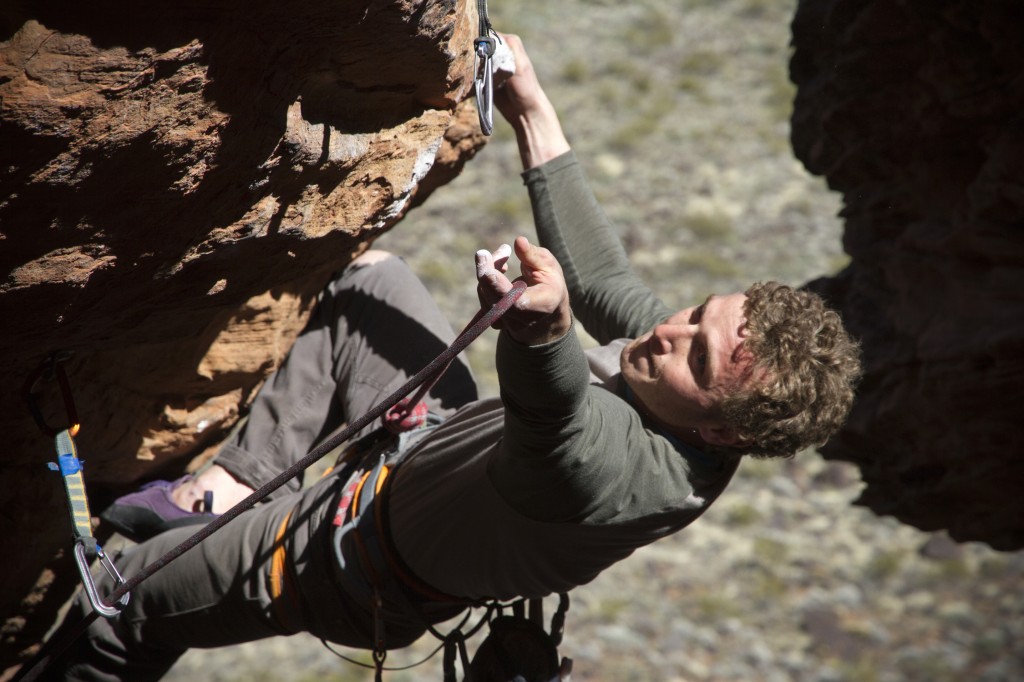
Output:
[719, 281, 862, 458]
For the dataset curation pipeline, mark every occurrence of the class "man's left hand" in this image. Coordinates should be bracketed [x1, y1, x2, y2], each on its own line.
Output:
[476, 236, 571, 346]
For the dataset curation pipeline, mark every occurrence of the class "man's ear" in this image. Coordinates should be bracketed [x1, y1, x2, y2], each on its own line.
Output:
[698, 424, 748, 448]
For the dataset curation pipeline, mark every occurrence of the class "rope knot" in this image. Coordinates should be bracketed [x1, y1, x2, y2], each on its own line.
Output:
[383, 398, 429, 434]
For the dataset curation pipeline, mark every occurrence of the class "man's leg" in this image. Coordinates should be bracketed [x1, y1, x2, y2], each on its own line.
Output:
[61, 465, 394, 681]
[215, 250, 478, 495]
[59, 452, 431, 680]
[61, 494, 298, 681]
[103, 251, 477, 537]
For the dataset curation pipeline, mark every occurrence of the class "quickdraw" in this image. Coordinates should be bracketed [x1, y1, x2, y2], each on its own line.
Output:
[25, 353, 130, 619]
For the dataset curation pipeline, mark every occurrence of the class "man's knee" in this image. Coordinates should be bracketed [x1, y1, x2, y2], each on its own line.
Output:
[328, 248, 415, 302]
[351, 249, 395, 269]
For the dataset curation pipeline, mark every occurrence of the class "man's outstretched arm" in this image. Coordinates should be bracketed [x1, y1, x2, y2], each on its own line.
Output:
[493, 34, 571, 171]
[494, 35, 673, 343]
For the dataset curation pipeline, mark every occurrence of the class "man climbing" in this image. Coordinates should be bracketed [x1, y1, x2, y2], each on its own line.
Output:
[53, 35, 861, 680]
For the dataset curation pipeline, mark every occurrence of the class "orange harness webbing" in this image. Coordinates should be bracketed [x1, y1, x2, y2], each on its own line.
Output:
[269, 508, 297, 629]
[270, 466, 392, 613]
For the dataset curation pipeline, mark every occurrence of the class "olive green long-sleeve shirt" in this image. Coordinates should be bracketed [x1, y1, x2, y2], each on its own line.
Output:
[389, 152, 739, 601]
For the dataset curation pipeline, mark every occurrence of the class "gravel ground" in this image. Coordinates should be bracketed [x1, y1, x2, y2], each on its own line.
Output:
[163, 0, 1024, 679]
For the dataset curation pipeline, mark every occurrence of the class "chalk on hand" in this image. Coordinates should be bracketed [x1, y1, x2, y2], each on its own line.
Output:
[492, 243, 512, 261]
[491, 39, 516, 78]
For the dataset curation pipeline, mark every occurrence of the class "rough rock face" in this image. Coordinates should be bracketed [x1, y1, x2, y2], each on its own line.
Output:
[791, 0, 1024, 550]
[0, 0, 485, 671]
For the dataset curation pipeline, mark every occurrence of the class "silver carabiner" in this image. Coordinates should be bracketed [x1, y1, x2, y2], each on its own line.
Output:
[474, 35, 496, 135]
[73, 540, 130, 618]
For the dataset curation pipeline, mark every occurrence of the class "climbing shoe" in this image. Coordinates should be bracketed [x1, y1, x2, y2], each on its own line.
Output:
[100, 475, 218, 542]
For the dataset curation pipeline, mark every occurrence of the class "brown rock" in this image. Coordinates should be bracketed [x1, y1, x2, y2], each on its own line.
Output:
[1, 0, 487, 671]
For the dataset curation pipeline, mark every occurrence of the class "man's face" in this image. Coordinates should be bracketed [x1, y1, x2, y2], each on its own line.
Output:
[620, 292, 752, 440]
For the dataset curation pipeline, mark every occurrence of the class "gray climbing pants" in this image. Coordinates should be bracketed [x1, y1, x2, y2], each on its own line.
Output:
[60, 255, 476, 680]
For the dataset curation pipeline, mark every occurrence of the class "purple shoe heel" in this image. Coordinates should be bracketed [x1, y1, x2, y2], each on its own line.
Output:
[100, 475, 218, 542]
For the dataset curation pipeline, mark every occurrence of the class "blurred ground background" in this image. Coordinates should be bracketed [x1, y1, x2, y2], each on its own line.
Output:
[160, 0, 1023, 679]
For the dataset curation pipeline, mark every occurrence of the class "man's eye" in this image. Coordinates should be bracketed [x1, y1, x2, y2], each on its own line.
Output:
[697, 350, 707, 372]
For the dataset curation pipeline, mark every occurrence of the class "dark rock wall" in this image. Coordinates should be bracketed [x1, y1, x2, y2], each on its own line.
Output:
[0, 0, 485, 672]
[791, 0, 1024, 550]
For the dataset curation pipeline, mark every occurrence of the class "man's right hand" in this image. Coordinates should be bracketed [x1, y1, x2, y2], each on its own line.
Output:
[476, 236, 572, 346]
[493, 34, 571, 170]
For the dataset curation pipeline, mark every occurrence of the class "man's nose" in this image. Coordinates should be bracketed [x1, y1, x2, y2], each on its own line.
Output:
[652, 322, 696, 351]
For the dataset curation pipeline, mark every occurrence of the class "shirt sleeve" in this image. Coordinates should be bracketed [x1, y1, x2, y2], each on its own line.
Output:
[490, 326, 595, 520]
[492, 326, 707, 524]
[523, 151, 674, 343]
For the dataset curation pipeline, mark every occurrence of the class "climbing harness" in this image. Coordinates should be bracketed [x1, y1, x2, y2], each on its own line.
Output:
[331, 442, 470, 681]
[327, 420, 573, 681]
[15, 279, 529, 682]
[474, 0, 498, 135]
[23, 353, 130, 619]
